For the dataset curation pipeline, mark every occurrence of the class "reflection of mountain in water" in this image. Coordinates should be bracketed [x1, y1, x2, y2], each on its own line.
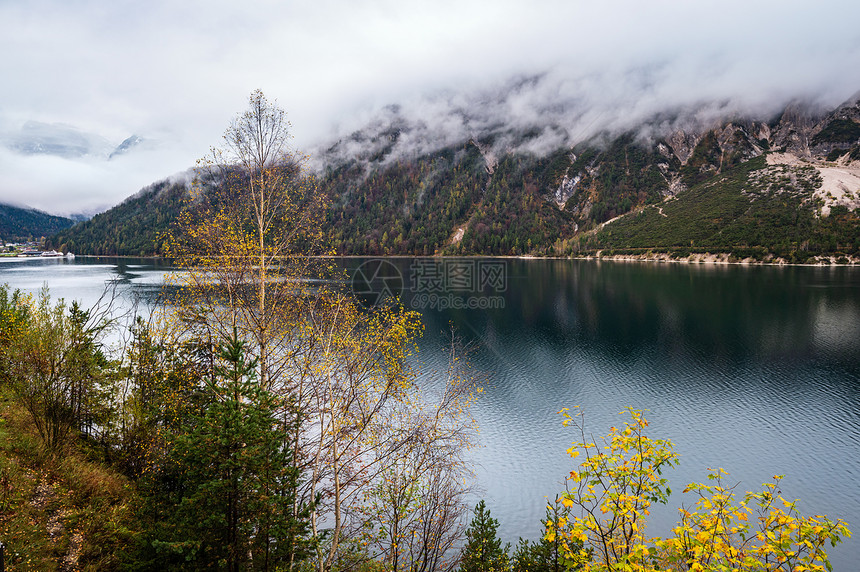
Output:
[432, 260, 860, 366]
[398, 259, 859, 572]
[1, 257, 857, 570]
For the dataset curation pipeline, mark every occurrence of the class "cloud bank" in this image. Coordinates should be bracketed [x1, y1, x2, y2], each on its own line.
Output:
[1, 0, 859, 214]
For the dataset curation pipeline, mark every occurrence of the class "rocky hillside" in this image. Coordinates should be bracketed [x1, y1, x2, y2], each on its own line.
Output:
[569, 97, 860, 262]
[48, 96, 860, 261]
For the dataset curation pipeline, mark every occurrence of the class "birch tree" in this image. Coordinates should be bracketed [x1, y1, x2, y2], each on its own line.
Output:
[165, 91, 480, 571]
[167, 89, 330, 391]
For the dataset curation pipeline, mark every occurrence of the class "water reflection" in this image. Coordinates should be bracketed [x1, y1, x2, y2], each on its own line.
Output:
[1, 257, 857, 569]
[391, 259, 859, 570]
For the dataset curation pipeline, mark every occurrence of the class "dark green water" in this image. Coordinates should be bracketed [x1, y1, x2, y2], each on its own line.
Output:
[3, 256, 858, 569]
[358, 258, 860, 570]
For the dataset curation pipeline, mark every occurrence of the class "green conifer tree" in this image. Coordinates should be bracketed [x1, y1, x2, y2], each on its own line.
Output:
[134, 331, 314, 571]
[461, 500, 510, 572]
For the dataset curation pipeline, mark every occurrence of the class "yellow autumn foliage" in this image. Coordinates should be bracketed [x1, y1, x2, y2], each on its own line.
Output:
[551, 408, 850, 572]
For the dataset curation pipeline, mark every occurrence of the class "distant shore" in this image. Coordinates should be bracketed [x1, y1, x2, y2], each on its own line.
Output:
[568, 251, 860, 266]
[63, 252, 860, 267]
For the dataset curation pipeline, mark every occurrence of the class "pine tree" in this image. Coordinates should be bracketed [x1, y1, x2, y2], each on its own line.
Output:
[461, 500, 510, 572]
[134, 331, 314, 570]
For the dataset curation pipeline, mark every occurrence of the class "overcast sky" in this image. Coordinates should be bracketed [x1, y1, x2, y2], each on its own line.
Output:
[1, 0, 859, 215]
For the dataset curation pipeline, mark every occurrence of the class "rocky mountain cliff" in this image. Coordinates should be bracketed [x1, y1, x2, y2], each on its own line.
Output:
[47, 95, 860, 262]
[555, 95, 860, 227]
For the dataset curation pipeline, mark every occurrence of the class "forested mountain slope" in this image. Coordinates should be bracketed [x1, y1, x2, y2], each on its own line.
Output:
[49, 180, 187, 256]
[0, 203, 74, 242]
[48, 97, 860, 261]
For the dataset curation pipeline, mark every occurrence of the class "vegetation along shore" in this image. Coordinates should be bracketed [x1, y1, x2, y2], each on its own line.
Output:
[0, 93, 851, 571]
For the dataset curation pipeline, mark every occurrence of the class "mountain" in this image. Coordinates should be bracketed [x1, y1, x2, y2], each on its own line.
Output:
[69, 213, 95, 223]
[48, 97, 860, 262]
[48, 179, 188, 256]
[1, 121, 146, 161]
[569, 100, 860, 262]
[1, 121, 114, 159]
[109, 135, 145, 159]
[0, 203, 75, 242]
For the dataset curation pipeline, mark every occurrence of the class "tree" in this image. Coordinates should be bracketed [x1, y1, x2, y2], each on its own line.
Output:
[551, 407, 678, 570]
[133, 332, 314, 571]
[167, 88, 330, 391]
[292, 296, 430, 571]
[657, 469, 851, 572]
[113, 313, 217, 479]
[461, 500, 510, 572]
[355, 330, 479, 572]
[0, 285, 30, 374]
[164, 91, 332, 568]
[0, 286, 115, 451]
[513, 499, 582, 572]
[165, 91, 480, 572]
[551, 407, 851, 572]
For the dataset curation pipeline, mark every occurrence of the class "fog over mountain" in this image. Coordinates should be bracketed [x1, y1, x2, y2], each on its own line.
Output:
[2, 0, 859, 214]
[315, 74, 859, 172]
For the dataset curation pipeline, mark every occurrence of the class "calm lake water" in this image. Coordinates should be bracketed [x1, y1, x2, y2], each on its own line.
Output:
[2, 256, 858, 569]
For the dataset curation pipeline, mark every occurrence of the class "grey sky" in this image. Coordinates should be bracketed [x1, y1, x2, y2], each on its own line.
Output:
[1, 0, 859, 215]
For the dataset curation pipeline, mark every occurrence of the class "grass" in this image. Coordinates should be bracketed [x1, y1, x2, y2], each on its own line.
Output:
[0, 385, 133, 570]
[575, 155, 860, 260]
[0, 390, 67, 569]
[811, 119, 860, 145]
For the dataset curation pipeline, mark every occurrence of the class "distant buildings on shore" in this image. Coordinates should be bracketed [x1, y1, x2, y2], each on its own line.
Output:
[1, 241, 73, 258]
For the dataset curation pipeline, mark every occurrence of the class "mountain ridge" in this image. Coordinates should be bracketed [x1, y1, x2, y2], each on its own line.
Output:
[47, 96, 860, 262]
[0, 203, 75, 242]
[0, 121, 147, 161]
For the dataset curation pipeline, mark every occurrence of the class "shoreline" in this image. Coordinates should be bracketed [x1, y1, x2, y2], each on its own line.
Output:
[66, 252, 860, 267]
[567, 252, 860, 267]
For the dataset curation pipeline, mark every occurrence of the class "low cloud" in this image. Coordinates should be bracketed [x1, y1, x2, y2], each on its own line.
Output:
[1, 0, 859, 213]
[0, 141, 195, 216]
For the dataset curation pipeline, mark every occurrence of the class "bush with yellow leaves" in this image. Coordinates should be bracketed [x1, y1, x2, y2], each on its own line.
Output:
[550, 407, 850, 572]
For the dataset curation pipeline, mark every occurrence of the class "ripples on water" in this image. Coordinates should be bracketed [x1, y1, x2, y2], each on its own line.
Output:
[409, 260, 860, 570]
[2, 257, 858, 569]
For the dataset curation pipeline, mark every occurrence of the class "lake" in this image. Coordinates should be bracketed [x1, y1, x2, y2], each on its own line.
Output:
[2, 255, 858, 569]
